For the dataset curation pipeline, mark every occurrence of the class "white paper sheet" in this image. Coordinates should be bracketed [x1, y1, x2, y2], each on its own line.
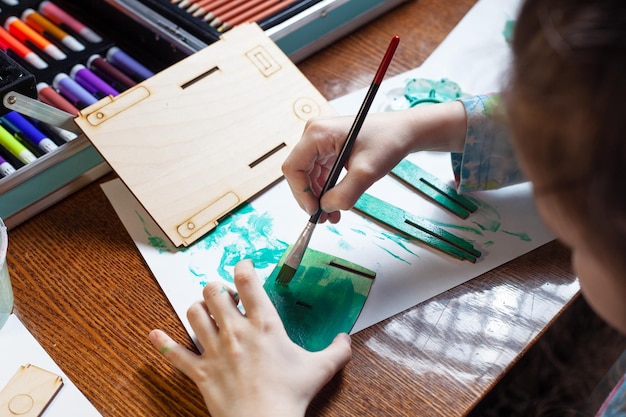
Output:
[101, 0, 554, 342]
[0, 314, 101, 416]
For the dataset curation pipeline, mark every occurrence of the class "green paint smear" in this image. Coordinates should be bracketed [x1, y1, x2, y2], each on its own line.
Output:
[137, 211, 171, 253]
[503, 20, 516, 45]
[187, 203, 288, 283]
[501, 230, 532, 242]
[265, 247, 375, 352]
[424, 194, 532, 244]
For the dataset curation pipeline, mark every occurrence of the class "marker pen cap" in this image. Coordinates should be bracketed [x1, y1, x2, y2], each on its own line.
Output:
[5, 16, 67, 60]
[21, 8, 85, 52]
[38, 1, 103, 43]
[53, 73, 98, 108]
[106, 47, 153, 81]
[71, 64, 119, 97]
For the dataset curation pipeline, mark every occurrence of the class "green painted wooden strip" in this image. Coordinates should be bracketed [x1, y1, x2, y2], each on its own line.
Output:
[265, 247, 375, 352]
[353, 193, 478, 263]
[391, 159, 478, 214]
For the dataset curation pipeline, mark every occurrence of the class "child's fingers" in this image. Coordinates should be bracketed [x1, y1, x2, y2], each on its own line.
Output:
[201, 281, 244, 331]
[186, 300, 218, 345]
[149, 329, 198, 376]
[233, 260, 277, 320]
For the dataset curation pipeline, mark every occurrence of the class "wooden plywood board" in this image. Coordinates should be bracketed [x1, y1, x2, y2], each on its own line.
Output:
[75, 23, 336, 247]
[0, 364, 63, 416]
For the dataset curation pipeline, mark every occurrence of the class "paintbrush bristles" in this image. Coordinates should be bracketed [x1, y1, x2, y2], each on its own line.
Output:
[276, 220, 317, 285]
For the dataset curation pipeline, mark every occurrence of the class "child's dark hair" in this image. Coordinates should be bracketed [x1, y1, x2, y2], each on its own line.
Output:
[506, 0, 626, 273]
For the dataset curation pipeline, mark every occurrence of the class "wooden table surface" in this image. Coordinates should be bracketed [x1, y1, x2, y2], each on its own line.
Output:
[6, 0, 580, 416]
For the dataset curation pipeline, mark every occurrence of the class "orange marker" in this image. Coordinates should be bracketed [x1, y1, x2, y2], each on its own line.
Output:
[5, 16, 67, 60]
[0, 26, 48, 69]
[22, 9, 85, 52]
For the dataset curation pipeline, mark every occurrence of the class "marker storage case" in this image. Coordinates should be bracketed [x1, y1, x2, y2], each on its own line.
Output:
[0, 0, 407, 228]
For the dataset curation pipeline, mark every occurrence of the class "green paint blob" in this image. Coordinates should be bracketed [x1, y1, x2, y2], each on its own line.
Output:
[404, 78, 464, 107]
[265, 247, 375, 352]
[503, 20, 516, 45]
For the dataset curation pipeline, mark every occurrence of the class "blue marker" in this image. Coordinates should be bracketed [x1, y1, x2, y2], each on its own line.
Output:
[106, 47, 154, 81]
[0, 154, 16, 177]
[1, 111, 58, 153]
[53, 73, 98, 109]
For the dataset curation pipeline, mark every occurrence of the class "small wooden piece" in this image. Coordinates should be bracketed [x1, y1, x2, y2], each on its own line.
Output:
[265, 247, 375, 352]
[353, 193, 481, 262]
[75, 23, 336, 247]
[391, 159, 478, 218]
[0, 364, 63, 417]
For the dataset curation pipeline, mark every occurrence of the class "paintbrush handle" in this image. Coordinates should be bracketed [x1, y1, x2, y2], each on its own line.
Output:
[309, 35, 400, 224]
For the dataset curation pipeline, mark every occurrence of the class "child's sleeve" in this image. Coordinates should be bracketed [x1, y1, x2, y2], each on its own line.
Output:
[451, 94, 526, 193]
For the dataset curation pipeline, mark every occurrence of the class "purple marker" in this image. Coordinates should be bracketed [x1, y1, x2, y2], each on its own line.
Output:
[0, 154, 16, 178]
[106, 47, 153, 82]
[1, 111, 58, 154]
[71, 64, 119, 98]
[53, 73, 98, 109]
[87, 54, 136, 91]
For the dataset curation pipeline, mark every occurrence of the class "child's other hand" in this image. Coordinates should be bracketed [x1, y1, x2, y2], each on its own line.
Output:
[149, 259, 352, 417]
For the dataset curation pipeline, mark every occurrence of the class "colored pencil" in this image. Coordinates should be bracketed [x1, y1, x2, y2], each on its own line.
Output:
[217, 0, 297, 31]
[275, 35, 400, 285]
[207, 0, 269, 24]
[187, 0, 229, 18]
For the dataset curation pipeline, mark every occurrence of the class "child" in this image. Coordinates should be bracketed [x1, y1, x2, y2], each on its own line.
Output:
[149, 0, 626, 415]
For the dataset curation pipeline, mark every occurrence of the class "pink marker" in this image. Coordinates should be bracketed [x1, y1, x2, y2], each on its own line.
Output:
[5, 16, 67, 60]
[38, 1, 103, 44]
[0, 26, 48, 69]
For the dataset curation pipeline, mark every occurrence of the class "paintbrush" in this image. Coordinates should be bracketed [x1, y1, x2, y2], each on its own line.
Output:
[276, 35, 400, 285]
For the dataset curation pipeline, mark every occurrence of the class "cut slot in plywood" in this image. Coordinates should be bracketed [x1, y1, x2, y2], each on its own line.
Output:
[75, 23, 336, 247]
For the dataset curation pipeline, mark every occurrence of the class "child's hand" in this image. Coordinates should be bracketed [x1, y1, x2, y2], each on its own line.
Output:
[149, 259, 352, 417]
[282, 102, 466, 223]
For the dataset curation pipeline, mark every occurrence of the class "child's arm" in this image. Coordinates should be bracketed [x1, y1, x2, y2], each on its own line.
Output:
[282, 101, 467, 223]
[149, 260, 352, 417]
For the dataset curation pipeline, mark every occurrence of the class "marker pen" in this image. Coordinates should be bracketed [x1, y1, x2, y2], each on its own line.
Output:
[36, 82, 80, 116]
[22, 9, 85, 52]
[53, 73, 98, 109]
[1, 111, 58, 154]
[5, 16, 67, 60]
[0, 124, 37, 164]
[71, 64, 119, 98]
[106, 47, 154, 81]
[87, 54, 136, 90]
[38, 1, 103, 43]
[0, 154, 17, 178]
[0, 26, 48, 69]
[37, 123, 77, 143]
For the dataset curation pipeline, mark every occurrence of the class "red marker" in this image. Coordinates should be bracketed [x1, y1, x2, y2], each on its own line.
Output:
[0, 26, 48, 69]
[5, 16, 67, 60]
[38, 1, 103, 44]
